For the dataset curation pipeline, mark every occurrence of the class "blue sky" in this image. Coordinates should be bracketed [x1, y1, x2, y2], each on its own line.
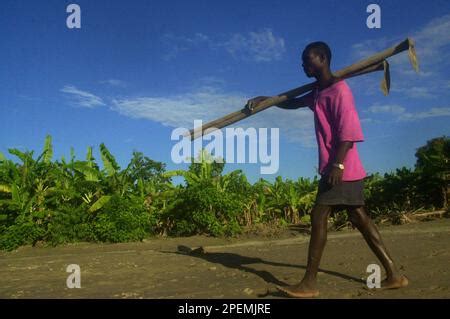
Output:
[1, 0, 449, 183]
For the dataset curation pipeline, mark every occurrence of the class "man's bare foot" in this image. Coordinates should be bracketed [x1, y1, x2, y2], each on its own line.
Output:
[381, 275, 409, 289]
[276, 283, 319, 298]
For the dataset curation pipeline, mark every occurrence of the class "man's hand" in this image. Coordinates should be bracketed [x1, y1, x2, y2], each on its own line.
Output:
[328, 166, 344, 186]
[246, 96, 269, 113]
[328, 141, 353, 186]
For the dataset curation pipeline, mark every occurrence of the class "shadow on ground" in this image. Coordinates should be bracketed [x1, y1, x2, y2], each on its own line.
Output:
[161, 245, 364, 297]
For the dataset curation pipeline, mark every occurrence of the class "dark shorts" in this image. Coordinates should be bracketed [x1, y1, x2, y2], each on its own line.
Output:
[315, 176, 365, 206]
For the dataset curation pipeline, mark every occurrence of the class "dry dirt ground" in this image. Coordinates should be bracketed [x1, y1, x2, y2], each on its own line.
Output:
[0, 219, 449, 299]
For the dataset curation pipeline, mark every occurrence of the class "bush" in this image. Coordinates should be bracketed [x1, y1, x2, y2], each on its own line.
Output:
[44, 205, 95, 245]
[163, 182, 243, 237]
[1, 136, 448, 250]
[91, 195, 151, 243]
[0, 218, 45, 251]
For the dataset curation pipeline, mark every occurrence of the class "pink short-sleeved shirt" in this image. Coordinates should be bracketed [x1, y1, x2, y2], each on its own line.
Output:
[305, 80, 366, 181]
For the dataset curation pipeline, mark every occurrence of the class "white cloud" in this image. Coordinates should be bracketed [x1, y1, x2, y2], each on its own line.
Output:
[351, 37, 398, 60]
[391, 86, 434, 99]
[111, 85, 314, 146]
[397, 69, 433, 77]
[367, 103, 450, 121]
[161, 29, 285, 63]
[100, 79, 127, 87]
[413, 13, 450, 61]
[399, 107, 450, 121]
[60, 85, 105, 108]
[111, 87, 240, 128]
[247, 107, 315, 146]
[368, 104, 406, 114]
[223, 29, 286, 62]
[351, 13, 450, 63]
[161, 33, 211, 61]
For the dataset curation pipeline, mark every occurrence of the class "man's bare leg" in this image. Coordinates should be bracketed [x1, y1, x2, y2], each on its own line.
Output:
[277, 204, 331, 297]
[348, 206, 408, 289]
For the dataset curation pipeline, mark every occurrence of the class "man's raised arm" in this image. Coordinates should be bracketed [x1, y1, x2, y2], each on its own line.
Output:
[246, 92, 313, 112]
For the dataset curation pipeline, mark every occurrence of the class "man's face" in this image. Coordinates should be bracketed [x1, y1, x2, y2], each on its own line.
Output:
[301, 50, 323, 78]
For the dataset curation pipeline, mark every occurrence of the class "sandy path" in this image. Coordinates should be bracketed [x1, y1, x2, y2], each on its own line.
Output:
[0, 219, 449, 299]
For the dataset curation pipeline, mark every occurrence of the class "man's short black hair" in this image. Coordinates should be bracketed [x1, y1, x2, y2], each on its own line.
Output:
[303, 41, 332, 66]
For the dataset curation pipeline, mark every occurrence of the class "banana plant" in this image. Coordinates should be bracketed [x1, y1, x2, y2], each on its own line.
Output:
[295, 177, 318, 217]
[164, 149, 218, 185]
[84, 143, 128, 213]
[284, 181, 301, 224]
[0, 137, 58, 222]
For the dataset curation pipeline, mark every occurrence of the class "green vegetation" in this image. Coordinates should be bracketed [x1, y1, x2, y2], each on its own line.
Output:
[0, 135, 448, 251]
